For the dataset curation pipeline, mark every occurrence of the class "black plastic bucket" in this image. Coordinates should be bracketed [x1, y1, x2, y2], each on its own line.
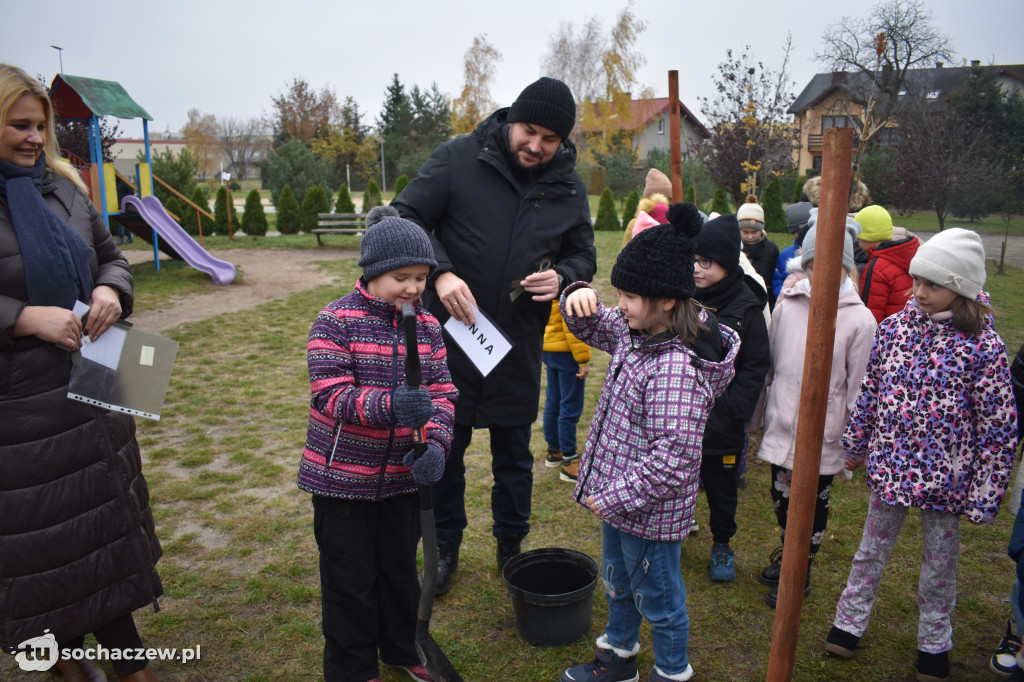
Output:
[502, 547, 599, 646]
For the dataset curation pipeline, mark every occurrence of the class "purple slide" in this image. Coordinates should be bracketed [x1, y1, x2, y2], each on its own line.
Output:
[121, 195, 236, 285]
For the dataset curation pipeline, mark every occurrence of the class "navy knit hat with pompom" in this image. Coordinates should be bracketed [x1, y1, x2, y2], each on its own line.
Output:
[611, 202, 704, 299]
[359, 206, 437, 281]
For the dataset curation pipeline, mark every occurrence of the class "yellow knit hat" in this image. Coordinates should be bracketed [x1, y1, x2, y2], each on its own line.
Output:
[855, 205, 893, 242]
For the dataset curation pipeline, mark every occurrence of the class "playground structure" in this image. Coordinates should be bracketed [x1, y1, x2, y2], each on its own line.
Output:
[48, 74, 235, 285]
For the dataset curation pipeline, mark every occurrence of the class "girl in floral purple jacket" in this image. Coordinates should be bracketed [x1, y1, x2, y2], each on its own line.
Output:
[559, 204, 739, 682]
[826, 228, 1018, 682]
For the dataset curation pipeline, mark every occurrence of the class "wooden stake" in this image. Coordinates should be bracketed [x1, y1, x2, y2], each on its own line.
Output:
[226, 184, 234, 241]
[765, 126, 853, 681]
[668, 70, 682, 203]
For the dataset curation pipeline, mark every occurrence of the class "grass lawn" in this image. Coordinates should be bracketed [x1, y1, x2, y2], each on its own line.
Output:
[5, 231, 1024, 682]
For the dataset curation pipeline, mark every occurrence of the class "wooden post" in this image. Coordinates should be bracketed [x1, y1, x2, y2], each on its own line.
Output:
[196, 208, 205, 248]
[765, 126, 853, 681]
[668, 70, 682, 203]
[226, 184, 234, 241]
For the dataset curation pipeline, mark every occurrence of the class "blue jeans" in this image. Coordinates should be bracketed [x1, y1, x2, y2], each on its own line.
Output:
[542, 351, 586, 455]
[601, 523, 690, 675]
[433, 423, 534, 551]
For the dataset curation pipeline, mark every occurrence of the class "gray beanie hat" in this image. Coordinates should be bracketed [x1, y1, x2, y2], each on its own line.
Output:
[508, 77, 576, 141]
[801, 225, 855, 274]
[908, 227, 986, 300]
[358, 206, 437, 281]
[786, 202, 813, 234]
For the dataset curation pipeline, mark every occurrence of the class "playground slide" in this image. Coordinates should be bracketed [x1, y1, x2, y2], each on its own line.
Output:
[120, 195, 237, 285]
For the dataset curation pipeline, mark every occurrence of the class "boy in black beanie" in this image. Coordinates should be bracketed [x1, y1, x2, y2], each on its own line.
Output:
[692, 214, 771, 583]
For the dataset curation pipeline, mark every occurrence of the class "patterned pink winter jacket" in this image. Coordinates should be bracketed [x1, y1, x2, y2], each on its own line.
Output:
[842, 293, 1018, 523]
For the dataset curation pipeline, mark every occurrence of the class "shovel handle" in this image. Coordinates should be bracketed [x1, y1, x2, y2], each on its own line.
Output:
[401, 302, 429, 452]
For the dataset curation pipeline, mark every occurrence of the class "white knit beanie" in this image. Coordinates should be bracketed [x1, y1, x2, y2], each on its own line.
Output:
[737, 200, 765, 233]
[908, 227, 986, 300]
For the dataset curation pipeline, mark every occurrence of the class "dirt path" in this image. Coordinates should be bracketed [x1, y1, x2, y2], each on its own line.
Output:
[123, 248, 358, 333]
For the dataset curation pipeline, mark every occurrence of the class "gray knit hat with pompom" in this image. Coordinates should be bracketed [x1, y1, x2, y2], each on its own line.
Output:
[358, 206, 437, 281]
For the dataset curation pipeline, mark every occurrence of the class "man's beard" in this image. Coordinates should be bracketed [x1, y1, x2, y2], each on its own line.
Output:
[510, 148, 551, 175]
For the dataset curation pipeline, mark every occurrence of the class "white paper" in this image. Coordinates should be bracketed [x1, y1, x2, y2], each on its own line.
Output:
[74, 300, 127, 370]
[443, 306, 513, 377]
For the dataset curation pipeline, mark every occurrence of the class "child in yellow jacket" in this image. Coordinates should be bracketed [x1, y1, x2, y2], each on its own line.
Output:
[542, 300, 591, 482]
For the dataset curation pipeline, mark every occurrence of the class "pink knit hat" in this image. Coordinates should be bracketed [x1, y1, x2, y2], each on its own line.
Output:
[631, 210, 661, 238]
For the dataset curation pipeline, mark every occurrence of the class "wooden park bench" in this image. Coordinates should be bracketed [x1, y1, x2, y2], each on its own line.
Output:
[314, 213, 366, 245]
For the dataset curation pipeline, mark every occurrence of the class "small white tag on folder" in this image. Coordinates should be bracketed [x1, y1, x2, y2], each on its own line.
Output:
[443, 305, 513, 377]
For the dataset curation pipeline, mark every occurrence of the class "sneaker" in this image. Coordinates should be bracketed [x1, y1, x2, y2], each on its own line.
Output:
[916, 650, 950, 682]
[561, 647, 639, 682]
[545, 448, 563, 467]
[765, 560, 811, 609]
[650, 664, 694, 681]
[709, 543, 736, 582]
[824, 625, 860, 658]
[759, 546, 784, 587]
[560, 457, 580, 482]
[395, 663, 434, 682]
[992, 620, 1022, 677]
[496, 534, 523, 573]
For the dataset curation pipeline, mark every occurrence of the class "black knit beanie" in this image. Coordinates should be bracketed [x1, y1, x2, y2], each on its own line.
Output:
[611, 202, 704, 299]
[694, 214, 741, 274]
[359, 206, 437, 281]
[507, 77, 576, 141]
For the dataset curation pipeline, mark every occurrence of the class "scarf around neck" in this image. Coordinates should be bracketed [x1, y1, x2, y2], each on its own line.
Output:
[0, 153, 94, 308]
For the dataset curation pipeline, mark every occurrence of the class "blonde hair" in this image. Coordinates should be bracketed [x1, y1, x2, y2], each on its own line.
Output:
[0, 63, 87, 193]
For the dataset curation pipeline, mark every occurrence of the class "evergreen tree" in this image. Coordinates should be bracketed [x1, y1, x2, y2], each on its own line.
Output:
[793, 176, 807, 203]
[182, 186, 211, 236]
[362, 180, 382, 212]
[277, 184, 301, 235]
[213, 186, 239, 235]
[242, 189, 268, 236]
[164, 196, 183, 225]
[762, 176, 786, 233]
[302, 184, 330, 232]
[594, 187, 620, 231]
[621, 189, 639, 225]
[711, 187, 731, 215]
[684, 186, 695, 203]
[393, 175, 410, 200]
[335, 184, 356, 213]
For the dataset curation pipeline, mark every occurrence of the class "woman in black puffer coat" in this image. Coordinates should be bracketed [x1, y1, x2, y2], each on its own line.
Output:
[0, 64, 161, 682]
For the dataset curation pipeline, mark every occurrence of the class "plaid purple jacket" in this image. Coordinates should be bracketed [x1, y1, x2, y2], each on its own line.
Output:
[297, 280, 457, 500]
[560, 283, 739, 541]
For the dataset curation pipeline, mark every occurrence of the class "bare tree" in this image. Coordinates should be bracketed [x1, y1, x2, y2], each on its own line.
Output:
[269, 77, 340, 148]
[699, 39, 799, 203]
[815, 0, 954, 176]
[541, 18, 606, 107]
[182, 108, 219, 180]
[218, 115, 269, 181]
[450, 34, 503, 135]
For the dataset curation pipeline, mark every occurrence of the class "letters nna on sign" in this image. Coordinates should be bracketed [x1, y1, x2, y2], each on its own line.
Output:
[442, 305, 513, 377]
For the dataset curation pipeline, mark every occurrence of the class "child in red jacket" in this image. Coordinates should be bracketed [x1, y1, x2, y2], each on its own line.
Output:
[855, 205, 920, 324]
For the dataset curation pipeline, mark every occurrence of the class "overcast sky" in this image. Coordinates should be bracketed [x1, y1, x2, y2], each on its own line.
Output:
[5, 0, 1022, 140]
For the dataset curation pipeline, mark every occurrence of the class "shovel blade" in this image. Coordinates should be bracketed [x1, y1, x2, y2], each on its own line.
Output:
[416, 630, 464, 682]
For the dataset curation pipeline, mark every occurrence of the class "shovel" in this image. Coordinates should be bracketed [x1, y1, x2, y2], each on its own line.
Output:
[401, 302, 465, 682]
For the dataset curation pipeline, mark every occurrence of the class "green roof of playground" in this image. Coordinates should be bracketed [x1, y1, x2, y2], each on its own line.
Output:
[49, 74, 153, 122]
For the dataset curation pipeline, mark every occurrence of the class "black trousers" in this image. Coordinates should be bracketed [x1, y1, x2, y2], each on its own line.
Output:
[313, 494, 421, 682]
[701, 453, 739, 545]
[769, 464, 835, 558]
[433, 423, 533, 552]
[59, 612, 145, 677]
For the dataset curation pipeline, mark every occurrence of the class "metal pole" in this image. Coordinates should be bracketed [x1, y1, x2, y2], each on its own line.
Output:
[50, 45, 63, 74]
[668, 70, 682, 203]
[766, 126, 853, 681]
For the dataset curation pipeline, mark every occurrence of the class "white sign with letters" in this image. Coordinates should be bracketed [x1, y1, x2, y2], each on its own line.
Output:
[443, 306, 513, 377]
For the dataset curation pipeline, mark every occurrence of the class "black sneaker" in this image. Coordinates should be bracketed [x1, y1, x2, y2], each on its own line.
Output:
[496, 534, 523, 573]
[824, 626, 860, 658]
[916, 650, 950, 682]
[561, 647, 639, 682]
[759, 546, 784, 587]
[992, 619, 1022, 678]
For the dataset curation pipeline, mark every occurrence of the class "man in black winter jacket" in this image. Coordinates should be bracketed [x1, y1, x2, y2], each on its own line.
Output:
[394, 77, 596, 595]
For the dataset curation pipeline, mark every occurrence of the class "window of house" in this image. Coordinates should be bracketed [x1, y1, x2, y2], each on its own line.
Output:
[657, 117, 664, 134]
[820, 115, 854, 132]
[812, 156, 823, 171]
